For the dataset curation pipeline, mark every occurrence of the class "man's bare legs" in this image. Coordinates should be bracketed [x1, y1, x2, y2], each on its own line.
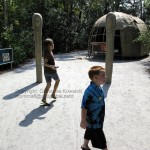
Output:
[51, 80, 60, 99]
[42, 82, 51, 103]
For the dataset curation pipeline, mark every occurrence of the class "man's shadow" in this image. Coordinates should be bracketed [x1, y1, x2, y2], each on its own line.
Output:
[19, 100, 56, 127]
[3, 82, 39, 100]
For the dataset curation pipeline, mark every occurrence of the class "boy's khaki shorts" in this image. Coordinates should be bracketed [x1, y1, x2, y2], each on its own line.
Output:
[84, 128, 107, 149]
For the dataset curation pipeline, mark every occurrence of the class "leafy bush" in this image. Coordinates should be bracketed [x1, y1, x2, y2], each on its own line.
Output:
[1, 24, 34, 66]
[135, 26, 150, 51]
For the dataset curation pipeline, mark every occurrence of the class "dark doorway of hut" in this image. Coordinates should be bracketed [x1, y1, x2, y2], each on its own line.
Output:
[89, 27, 122, 59]
[114, 30, 122, 55]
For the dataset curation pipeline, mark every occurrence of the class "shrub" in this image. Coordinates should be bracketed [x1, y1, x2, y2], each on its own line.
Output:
[135, 26, 150, 51]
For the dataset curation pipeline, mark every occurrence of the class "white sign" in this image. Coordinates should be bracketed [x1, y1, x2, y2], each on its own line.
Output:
[2, 53, 10, 62]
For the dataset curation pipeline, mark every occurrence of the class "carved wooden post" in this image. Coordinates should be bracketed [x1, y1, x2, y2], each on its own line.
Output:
[105, 12, 116, 84]
[32, 13, 43, 83]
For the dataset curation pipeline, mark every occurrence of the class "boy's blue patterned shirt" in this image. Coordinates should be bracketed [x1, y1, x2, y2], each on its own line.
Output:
[81, 81, 105, 129]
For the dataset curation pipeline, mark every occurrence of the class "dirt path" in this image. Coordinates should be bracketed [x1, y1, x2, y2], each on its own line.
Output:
[0, 51, 150, 150]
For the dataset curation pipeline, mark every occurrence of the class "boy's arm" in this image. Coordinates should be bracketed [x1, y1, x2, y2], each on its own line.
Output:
[80, 108, 88, 129]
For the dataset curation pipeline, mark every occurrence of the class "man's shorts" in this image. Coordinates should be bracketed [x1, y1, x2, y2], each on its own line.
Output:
[84, 128, 107, 149]
[44, 72, 60, 82]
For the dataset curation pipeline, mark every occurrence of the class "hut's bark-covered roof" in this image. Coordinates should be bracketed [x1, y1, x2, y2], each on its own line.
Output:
[94, 12, 147, 32]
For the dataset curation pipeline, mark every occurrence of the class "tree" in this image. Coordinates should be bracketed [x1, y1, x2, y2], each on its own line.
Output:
[144, 0, 150, 23]
[0, 0, 148, 66]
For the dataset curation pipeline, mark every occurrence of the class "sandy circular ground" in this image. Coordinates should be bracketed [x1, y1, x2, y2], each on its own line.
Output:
[0, 51, 150, 150]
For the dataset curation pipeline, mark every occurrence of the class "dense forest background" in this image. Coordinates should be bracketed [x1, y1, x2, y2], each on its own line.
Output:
[0, 0, 150, 65]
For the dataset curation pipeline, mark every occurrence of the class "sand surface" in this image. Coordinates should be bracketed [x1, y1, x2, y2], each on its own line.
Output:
[0, 51, 150, 150]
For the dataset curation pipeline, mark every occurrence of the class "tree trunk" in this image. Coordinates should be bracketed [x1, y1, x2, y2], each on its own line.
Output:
[3, 0, 7, 27]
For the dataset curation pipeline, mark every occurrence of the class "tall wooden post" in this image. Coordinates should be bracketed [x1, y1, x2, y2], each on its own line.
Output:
[32, 13, 43, 83]
[105, 12, 116, 84]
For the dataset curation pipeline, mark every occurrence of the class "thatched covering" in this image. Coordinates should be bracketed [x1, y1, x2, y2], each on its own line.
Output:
[89, 12, 149, 58]
[94, 12, 147, 32]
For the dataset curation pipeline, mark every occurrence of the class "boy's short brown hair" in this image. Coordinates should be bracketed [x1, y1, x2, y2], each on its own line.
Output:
[88, 66, 105, 80]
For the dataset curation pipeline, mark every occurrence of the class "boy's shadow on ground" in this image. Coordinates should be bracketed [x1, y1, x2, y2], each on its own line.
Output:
[3, 82, 39, 100]
[19, 100, 56, 127]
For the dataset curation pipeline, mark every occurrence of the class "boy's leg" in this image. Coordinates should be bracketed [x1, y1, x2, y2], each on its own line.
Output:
[51, 79, 60, 98]
[42, 82, 51, 103]
[81, 128, 91, 150]
[91, 128, 107, 150]
[81, 139, 90, 149]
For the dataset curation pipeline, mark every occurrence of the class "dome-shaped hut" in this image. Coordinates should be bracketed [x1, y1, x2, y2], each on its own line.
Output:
[89, 12, 149, 58]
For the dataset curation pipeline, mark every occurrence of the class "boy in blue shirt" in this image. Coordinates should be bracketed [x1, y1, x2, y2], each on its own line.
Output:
[80, 66, 108, 150]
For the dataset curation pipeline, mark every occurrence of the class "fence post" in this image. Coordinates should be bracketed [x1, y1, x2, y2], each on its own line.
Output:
[105, 12, 116, 84]
[32, 13, 43, 83]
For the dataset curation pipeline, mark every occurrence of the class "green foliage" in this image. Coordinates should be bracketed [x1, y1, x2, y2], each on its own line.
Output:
[135, 26, 150, 50]
[0, 0, 34, 65]
[1, 24, 34, 65]
[144, 0, 150, 8]
[13, 46, 27, 65]
[0, 0, 149, 66]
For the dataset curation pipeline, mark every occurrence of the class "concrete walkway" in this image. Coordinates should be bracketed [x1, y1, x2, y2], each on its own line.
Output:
[0, 51, 150, 150]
